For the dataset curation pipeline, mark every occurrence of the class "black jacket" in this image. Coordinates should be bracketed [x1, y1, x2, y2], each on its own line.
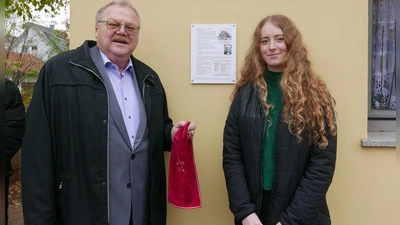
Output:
[21, 40, 173, 225]
[223, 84, 337, 225]
[5, 78, 26, 177]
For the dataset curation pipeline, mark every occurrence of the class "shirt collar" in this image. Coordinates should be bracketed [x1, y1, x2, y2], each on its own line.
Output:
[98, 49, 133, 75]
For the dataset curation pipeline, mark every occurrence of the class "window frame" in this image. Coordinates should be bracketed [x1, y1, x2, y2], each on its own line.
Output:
[367, 0, 396, 132]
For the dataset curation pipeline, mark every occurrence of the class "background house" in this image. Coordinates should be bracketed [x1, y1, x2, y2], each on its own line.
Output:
[7, 22, 68, 61]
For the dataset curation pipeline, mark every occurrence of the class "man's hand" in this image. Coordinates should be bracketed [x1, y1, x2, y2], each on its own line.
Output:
[171, 121, 196, 141]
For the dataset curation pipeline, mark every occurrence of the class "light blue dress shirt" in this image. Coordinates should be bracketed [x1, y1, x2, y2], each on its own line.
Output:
[99, 50, 140, 148]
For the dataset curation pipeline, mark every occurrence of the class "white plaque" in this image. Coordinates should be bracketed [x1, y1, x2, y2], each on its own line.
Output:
[191, 24, 237, 84]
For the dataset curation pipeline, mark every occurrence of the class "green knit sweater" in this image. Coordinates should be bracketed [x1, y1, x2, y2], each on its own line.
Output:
[263, 70, 283, 190]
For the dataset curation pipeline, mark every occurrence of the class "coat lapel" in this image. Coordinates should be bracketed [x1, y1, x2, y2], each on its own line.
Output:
[89, 46, 132, 149]
[130, 68, 147, 151]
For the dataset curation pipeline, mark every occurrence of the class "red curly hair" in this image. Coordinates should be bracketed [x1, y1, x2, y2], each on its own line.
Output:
[232, 14, 337, 148]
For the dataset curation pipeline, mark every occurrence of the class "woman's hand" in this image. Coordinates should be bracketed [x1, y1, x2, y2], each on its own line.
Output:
[242, 213, 263, 225]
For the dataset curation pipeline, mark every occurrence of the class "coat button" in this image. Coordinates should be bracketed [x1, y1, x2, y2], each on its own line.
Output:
[127, 183, 132, 189]
[131, 154, 136, 160]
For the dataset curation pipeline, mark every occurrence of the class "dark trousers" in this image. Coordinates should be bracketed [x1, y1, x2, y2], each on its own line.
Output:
[5, 176, 10, 225]
[259, 190, 272, 224]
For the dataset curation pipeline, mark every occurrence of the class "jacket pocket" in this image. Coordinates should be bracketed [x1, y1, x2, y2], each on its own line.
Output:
[56, 174, 68, 220]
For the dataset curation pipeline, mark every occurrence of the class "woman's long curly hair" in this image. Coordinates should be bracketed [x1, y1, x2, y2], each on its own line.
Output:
[232, 14, 337, 149]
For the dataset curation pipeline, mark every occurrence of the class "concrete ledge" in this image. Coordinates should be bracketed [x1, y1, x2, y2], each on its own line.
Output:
[361, 132, 396, 147]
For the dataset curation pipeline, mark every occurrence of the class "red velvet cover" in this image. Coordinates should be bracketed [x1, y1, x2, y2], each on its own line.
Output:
[168, 122, 202, 209]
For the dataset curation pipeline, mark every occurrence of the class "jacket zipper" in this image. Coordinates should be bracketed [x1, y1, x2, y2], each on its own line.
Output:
[58, 179, 64, 190]
[266, 107, 283, 224]
[259, 116, 266, 214]
[69, 60, 111, 223]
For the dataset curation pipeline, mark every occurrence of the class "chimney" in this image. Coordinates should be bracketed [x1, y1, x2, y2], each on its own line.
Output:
[50, 25, 55, 31]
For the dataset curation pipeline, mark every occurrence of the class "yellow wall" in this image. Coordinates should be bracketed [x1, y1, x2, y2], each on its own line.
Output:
[70, 0, 396, 224]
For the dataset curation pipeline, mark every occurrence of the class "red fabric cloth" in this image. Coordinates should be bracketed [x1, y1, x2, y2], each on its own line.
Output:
[168, 122, 201, 209]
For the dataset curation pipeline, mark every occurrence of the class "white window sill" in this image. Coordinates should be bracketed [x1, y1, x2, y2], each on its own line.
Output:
[361, 132, 396, 148]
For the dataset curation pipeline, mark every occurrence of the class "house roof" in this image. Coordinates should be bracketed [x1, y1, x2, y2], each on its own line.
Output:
[6, 52, 44, 71]
[27, 22, 68, 52]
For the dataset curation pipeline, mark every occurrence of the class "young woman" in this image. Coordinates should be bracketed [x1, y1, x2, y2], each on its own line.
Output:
[223, 14, 337, 225]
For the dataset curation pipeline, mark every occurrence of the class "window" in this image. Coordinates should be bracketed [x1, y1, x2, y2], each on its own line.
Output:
[368, 0, 396, 132]
[22, 46, 29, 53]
[31, 45, 38, 55]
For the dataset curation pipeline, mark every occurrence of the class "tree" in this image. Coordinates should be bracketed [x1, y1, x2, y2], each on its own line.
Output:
[46, 18, 70, 56]
[5, 0, 69, 108]
[5, 13, 69, 84]
[6, 0, 69, 21]
[5, 16, 44, 86]
[59, 18, 70, 47]
[5, 15, 69, 109]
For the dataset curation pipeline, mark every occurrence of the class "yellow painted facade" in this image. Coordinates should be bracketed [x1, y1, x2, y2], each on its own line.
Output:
[70, 1, 396, 224]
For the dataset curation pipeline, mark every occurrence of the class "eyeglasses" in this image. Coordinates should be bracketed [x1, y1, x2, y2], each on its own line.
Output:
[97, 20, 140, 35]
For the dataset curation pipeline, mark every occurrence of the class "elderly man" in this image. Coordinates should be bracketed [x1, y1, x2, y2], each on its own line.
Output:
[21, 0, 196, 224]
